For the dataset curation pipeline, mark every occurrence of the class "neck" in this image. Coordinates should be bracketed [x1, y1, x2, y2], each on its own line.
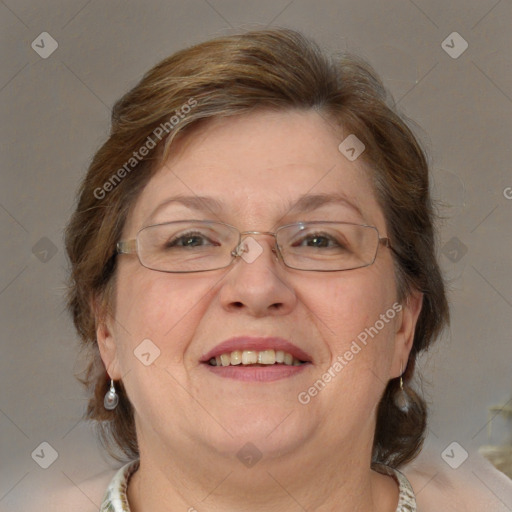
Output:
[126, 434, 398, 512]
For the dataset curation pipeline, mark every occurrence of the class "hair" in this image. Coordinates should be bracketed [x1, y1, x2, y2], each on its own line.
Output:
[65, 28, 449, 467]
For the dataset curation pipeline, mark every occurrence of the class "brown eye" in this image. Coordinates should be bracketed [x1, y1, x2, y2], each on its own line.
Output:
[301, 234, 339, 248]
[292, 232, 347, 250]
[165, 231, 218, 249]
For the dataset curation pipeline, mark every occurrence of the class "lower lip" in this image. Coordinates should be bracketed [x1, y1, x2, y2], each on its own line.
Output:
[202, 363, 310, 382]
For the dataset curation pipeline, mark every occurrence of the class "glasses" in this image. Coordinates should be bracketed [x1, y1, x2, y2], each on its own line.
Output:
[116, 220, 392, 273]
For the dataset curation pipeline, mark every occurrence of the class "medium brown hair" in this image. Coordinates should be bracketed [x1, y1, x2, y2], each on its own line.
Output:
[65, 28, 449, 467]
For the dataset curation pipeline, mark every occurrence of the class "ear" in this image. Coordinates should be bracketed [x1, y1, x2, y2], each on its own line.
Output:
[391, 289, 423, 378]
[90, 295, 122, 380]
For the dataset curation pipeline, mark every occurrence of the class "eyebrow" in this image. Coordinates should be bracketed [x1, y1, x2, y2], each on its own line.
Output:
[148, 192, 364, 222]
[287, 192, 363, 218]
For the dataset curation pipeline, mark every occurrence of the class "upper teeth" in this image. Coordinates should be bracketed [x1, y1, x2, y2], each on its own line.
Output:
[209, 349, 303, 366]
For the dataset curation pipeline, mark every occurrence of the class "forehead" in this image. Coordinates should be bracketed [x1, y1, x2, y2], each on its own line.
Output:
[125, 109, 386, 233]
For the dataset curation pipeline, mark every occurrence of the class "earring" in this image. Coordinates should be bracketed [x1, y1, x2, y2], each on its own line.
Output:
[104, 378, 119, 410]
[394, 363, 409, 412]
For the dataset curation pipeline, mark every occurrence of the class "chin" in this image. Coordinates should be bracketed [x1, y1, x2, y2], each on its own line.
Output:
[205, 406, 313, 458]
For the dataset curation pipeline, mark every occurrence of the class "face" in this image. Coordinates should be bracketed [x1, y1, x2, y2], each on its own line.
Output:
[98, 109, 422, 464]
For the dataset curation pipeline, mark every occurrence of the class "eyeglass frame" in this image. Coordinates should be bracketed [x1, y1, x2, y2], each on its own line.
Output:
[116, 219, 394, 273]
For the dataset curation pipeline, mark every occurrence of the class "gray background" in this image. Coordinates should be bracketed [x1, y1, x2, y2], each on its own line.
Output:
[1, 0, 511, 508]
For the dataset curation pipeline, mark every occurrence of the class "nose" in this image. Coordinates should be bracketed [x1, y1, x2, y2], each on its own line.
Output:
[219, 234, 297, 317]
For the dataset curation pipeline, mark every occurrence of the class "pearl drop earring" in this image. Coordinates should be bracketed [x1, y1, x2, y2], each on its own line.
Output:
[104, 378, 119, 410]
[394, 363, 410, 412]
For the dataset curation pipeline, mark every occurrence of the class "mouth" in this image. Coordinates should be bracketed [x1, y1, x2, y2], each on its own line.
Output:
[200, 337, 312, 382]
[207, 349, 307, 367]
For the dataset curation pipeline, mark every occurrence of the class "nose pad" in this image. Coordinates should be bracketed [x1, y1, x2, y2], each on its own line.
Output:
[231, 238, 280, 264]
[231, 243, 244, 258]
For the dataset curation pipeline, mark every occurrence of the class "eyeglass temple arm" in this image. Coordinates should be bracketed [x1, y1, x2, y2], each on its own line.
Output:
[379, 237, 398, 256]
[117, 239, 137, 254]
[379, 237, 400, 259]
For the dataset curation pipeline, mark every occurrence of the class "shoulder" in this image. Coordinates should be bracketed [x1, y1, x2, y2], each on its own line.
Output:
[19, 467, 117, 512]
[401, 443, 512, 512]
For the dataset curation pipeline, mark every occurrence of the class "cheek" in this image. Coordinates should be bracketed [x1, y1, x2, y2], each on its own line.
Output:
[112, 268, 215, 367]
[298, 272, 399, 419]
[300, 268, 398, 365]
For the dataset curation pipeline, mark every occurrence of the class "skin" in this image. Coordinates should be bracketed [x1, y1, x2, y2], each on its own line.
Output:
[97, 109, 423, 512]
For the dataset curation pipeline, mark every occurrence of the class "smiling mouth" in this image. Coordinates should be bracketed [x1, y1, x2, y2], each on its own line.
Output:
[207, 349, 308, 367]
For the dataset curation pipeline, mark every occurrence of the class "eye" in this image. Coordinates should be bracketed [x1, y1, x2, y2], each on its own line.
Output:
[165, 230, 219, 249]
[293, 232, 346, 249]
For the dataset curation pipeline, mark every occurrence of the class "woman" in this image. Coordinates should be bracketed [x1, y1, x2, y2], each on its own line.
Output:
[64, 28, 484, 511]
